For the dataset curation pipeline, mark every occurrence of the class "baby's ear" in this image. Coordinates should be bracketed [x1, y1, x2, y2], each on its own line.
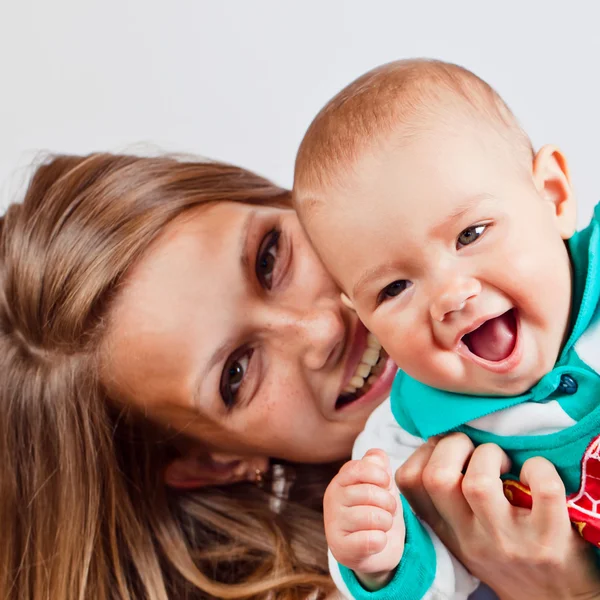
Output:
[532, 145, 577, 239]
[341, 293, 356, 312]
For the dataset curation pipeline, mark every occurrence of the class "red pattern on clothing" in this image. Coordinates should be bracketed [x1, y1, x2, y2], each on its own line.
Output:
[503, 434, 600, 546]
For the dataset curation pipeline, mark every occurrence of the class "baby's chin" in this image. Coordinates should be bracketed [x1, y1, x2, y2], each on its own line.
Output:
[414, 365, 542, 397]
[452, 372, 544, 397]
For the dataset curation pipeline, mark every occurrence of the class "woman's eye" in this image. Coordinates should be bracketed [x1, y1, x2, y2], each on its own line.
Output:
[220, 350, 252, 409]
[377, 280, 411, 305]
[457, 224, 486, 248]
[256, 229, 280, 290]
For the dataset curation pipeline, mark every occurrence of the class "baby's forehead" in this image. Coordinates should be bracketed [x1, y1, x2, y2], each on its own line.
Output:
[296, 123, 448, 215]
[307, 113, 527, 206]
[294, 61, 533, 217]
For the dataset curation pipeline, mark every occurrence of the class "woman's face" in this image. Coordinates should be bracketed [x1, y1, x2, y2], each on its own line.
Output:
[106, 202, 396, 464]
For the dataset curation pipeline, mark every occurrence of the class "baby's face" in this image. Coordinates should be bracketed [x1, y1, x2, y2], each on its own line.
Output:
[302, 125, 575, 396]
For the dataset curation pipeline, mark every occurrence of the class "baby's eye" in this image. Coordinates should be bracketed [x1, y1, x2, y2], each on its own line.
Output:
[377, 280, 411, 305]
[220, 349, 253, 409]
[457, 225, 486, 248]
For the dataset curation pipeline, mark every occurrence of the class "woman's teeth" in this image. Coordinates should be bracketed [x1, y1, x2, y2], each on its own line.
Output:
[343, 333, 384, 394]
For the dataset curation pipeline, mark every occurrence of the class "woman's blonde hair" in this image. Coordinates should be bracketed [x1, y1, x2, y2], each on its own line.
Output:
[0, 153, 337, 599]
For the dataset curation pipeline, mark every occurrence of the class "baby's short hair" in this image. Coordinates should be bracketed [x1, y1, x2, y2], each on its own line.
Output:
[294, 59, 533, 212]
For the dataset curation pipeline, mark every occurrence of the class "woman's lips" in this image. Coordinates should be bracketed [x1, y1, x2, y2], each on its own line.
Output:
[340, 321, 369, 390]
[336, 354, 397, 411]
[342, 333, 384, 393]
[336, 326, 397, 411]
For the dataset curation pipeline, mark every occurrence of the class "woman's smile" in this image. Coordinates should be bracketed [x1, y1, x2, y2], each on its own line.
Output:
[107, 201, 394, 463]
[335, 322, 397, 411]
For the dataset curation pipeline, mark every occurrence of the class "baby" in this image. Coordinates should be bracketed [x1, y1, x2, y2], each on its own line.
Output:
[293, 59, 600, 599]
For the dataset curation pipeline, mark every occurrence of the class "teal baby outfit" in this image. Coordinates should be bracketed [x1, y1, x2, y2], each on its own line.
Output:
[333, 204, 600, 600]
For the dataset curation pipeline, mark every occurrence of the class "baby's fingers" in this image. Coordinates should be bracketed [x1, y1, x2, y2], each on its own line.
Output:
[342, 483, 397, 514]
[340, 505, 394, 533]
[362, 448, 391, 470]
[336, 457, 391, 489]
[331, 530, 388, 569]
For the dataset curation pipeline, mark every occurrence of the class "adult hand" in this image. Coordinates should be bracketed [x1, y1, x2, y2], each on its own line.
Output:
[396, 433, 600, 600]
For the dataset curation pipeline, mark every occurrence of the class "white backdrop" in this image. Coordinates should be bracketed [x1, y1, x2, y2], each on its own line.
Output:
[1, 0, 599, 223]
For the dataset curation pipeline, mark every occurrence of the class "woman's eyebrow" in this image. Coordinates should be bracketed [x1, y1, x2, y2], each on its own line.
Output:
[194, 333, 236, 409]
[240, 209, 258, 275]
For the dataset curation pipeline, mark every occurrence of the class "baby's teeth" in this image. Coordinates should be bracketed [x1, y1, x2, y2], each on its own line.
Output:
[362, 348, 380, 366]
[367, 333, 381, 350]
[343, 385, 356, 394]
[368, 375, 378, 385]
[350, 375, 365, 388]
[355, 363, 371, 378]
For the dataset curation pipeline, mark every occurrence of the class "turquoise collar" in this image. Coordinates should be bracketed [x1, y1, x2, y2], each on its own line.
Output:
[391, 204, 600, 439]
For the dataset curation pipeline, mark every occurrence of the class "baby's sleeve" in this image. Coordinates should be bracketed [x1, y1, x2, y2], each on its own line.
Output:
[328, 400, 479, 600]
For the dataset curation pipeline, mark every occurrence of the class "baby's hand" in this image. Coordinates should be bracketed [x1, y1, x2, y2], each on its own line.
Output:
[324, 449, 405, 590]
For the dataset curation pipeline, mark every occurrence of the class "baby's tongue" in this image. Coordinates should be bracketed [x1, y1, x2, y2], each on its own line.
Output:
[463, 311, 516, 362]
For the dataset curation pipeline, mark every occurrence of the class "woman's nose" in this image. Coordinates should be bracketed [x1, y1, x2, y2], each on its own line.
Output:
[430, 276, 481, 322]
[273, 302, 346, 371]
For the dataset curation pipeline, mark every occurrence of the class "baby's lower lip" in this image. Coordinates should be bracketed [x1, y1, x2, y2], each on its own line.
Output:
[461, 309, 517, 362]
[459, 310, 522, 374]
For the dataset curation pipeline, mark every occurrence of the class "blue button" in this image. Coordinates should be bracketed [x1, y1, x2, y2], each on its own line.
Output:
[557, 374, 578, 395]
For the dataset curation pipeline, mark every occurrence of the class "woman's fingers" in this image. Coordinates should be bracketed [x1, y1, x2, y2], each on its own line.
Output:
[395, 438, 440, 525]
[396, 438, 600, 600]
[461, 442, 513, 527]
[420, 433, 475, 527]
[520, 456, 570, 537]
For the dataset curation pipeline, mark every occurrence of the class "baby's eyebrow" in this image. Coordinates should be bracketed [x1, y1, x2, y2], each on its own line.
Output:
[352, 262, 400, 300]
[433, 193, 495, 235]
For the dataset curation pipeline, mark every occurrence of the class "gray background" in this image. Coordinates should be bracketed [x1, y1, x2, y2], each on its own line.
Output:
[1, 1, 599, 223]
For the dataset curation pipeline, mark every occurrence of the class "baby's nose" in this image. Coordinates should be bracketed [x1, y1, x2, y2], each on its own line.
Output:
[430, 277, 481, 322]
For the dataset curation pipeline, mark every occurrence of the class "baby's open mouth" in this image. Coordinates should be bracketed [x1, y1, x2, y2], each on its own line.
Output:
[336, 333, 388, 409]
[462, 309, 517, 362]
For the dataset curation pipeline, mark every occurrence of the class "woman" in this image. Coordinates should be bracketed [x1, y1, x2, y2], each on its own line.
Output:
[0, 152, 598, 599]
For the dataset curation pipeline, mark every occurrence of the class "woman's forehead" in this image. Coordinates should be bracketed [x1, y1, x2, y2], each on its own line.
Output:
[104, 202, 261, 412]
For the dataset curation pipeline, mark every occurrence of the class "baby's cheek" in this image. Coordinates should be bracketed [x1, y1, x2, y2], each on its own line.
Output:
[369, 320, 403, 363]
[383, 338, 406, 367]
